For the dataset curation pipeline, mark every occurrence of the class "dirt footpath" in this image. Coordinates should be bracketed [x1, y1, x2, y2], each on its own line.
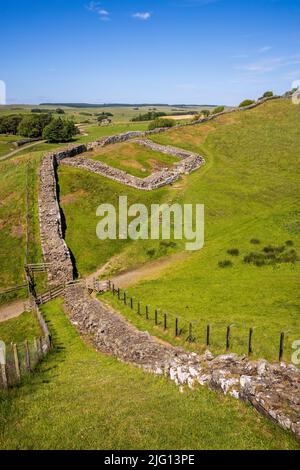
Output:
[0, 300, 25, 323]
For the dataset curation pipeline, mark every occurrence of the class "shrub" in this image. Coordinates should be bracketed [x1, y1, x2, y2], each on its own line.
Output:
[218, 260, 233, 268]
[285, 240, 294, 247]
[201, 110, 210, 117]
[212, 106, 225, 115]
[43, 118, 77, 143]
[56, 108, 65, 114]
[227, 248, 240, 256]
[250, 239, 261, 245]
[148, 118, 175, 131]
[146, 249, 156, 257]
[262, 91, 274, 98]
[239, 99, 255, 108]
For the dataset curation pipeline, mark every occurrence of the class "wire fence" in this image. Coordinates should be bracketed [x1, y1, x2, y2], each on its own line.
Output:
[109, 283, 291, 363]
[0, 300, 52, 390]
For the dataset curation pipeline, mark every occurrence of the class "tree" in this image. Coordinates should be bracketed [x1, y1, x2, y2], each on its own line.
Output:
[56, 108, 65, 114]
[0, 114, 23, 134]
[239, 99, 255, 108]
[148, 118, 175, 131]
[18, 113, 52, 138]
[212, 106, 225, 115]
[43, 118, 77, 143]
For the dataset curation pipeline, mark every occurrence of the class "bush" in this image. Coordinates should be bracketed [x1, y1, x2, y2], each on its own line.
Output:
[146, 249, 156, 257]
[212, 106, 225, 115]
[285, 240, 294, 247]
[148, 118, 175, 131]
[201, 110, 210, 117]
[56, 108, 65, 114]
[250, 239, 260, 245]
[218, 260, 233, 268]
[42, 118, 77, 143]
[227, 248, 240, 256]
[239, 100, 255, 108]
[262, 91, 273, 98]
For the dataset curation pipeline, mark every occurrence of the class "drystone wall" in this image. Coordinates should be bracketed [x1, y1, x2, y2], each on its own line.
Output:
[64, 286, 300, 441]
[60, 139, 204, 189]
[60, 156, 180, 190]
[38, 145, 87, 286]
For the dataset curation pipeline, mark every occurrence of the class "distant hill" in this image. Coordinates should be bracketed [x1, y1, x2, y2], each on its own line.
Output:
[39, 103, 218, 108]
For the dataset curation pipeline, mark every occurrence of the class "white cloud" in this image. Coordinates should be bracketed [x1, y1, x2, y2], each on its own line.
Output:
[237, 55, 300, 73]
[86, 2, 110, 21]
[258, 46, 272, 54]
[132, 12, 152, 20]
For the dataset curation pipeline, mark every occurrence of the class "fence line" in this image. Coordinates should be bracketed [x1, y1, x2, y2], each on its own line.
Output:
[110, 283, 287, 362]
[0, 300, 52, 390]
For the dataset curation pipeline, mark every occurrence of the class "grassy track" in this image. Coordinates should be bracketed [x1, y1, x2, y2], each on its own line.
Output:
[0, 298, 298, 450]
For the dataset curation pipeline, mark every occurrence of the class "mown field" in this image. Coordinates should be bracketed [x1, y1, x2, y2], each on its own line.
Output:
[0, 298, 298, 450]
[58, 98, 300, 362]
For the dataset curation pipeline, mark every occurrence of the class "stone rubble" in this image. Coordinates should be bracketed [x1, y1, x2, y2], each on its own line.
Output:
[64, 287, 300, 441]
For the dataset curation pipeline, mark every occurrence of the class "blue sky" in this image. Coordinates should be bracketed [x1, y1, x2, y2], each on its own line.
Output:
[1, 0, 300, 105]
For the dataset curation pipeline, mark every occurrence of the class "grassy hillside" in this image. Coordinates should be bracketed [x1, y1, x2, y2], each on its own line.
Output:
[0, 311, 42, 344]
[0, 298, 298, 450]
[58, 98, 300, 361]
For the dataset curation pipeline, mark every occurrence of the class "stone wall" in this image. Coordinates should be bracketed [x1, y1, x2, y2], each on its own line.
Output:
[60, 156, 180, 190]
[64, 286, 300, 441]
[38, 144, 87, 286]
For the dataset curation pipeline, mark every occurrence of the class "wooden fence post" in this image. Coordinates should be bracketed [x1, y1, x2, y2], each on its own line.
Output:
[155, 309, 158, 326]
[130, 297, 133, 309]
[248, 328, 253, 356]
[118, 288, 121, 300]
[12, 344, 21, 382]
[39, 337, 43, 357]
[123, 291, 127, 305]
[0, 364, 8, 389]
[206, 325, 211, 347]
[164, 314, 167, 331]
[24, 340, 31, 373]
[138, 302, 141, 315]
[145, 305, 149, 320]
[279, 332, 285, 362]
[175, 318, 179, 337]
[226, 326, 231, 351]
[188, 323, 193, 343]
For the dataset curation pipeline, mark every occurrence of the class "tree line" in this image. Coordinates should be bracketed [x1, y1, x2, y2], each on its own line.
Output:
[0, 113, 77, 143]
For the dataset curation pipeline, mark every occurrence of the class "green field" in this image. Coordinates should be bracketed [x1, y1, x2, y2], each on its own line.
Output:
[0, 298, 298, 450]
[57, 98, 300, 361]
[0, 98, 299, 449]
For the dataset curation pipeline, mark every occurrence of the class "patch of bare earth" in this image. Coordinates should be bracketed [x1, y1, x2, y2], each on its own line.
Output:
[11, 225, 23, 238]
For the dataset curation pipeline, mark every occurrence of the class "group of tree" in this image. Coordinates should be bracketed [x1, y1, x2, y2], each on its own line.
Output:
[0, 112, 77, 142]
[132, 111, 167, 122]
[42, 118, 77, 143]
[31, 107, 65, 114]
[148, 118, 175, 131]
[239, 91, 274, 108]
